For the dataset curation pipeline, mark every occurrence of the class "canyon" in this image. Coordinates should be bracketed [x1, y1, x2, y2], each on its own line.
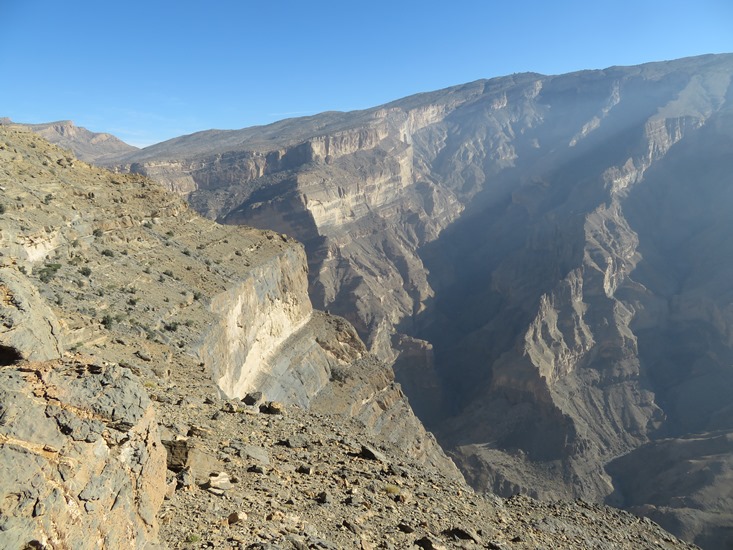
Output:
[0, 122, 692, 550]
[6, 52, 732, 549]
[75, 53, 733, 549]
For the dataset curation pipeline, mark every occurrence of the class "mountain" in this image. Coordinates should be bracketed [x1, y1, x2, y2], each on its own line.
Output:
[100, 53, 733, 549]
[0, 124, 697, 549]
[1, 118, 138, 163]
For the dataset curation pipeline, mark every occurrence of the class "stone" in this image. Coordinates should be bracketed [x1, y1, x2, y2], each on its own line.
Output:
[242, 392, 263, 406]
[176, 468, 195, 490]
[135, 350, 152, 362]
[397, 522, 415, 533]
[443, 527, 481, 543]
[259, 401, 285, 415]
[162, 438, 189, 472]
[240, 445, 270, 465]
[276, 434, 309, 449]
[227, 511, 247, 525]
[0, 360, 166, 548]
[359, 445, 387, 463]
[296, 464, 314, 475]
[414, 536, 448, 550]
[0, 269, 63, 362]
[207, 472, 234, 491]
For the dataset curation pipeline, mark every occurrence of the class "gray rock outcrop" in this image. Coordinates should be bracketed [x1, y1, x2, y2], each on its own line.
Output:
[0, 268, 63, 362]
[0, 360, 167, 549]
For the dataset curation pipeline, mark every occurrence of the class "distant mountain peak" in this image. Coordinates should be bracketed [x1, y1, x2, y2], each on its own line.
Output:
[12, 118, 139, 163]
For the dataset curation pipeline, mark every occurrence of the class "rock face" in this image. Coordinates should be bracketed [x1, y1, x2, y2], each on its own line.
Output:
[0, 268, 63, 362]
[107, 53, 733, 549]
[0, 359, 167, 549]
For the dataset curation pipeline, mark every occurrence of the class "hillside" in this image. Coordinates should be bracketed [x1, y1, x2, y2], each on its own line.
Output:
[1, 118, 138, 163]
[93, 53, 733, 549]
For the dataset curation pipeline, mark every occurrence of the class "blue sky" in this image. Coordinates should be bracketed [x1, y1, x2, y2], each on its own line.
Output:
[1, 0, 731, 147]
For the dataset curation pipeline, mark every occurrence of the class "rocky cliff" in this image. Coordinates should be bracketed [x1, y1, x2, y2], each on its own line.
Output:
[103, 53, 733, 549]
[0, 125, 461, 548]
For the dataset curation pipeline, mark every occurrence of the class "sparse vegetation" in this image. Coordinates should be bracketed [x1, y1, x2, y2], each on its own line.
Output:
[79, 266, 92, 277]
[92, 228, 103, 237]
[37, 263, 61, 283]
[101, 249, 114, 257]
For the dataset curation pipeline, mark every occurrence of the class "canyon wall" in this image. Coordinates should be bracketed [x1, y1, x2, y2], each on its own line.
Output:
[103, 54, 733, 549]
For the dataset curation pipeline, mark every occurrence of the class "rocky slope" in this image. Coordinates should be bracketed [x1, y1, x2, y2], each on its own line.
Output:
[1, 118, 138, 163]
[0, 125, 459, 548]
[101, 53, 733, 549]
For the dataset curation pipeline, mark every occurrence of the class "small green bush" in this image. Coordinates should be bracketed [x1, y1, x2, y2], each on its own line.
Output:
[37, 263, 62, 283]
[79, 266, 92, 277]
[101, 249, 114, 257]
[93, 229, 103, 237]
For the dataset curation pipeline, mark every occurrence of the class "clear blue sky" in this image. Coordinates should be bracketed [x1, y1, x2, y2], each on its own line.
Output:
[1, 0, 731, 147]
